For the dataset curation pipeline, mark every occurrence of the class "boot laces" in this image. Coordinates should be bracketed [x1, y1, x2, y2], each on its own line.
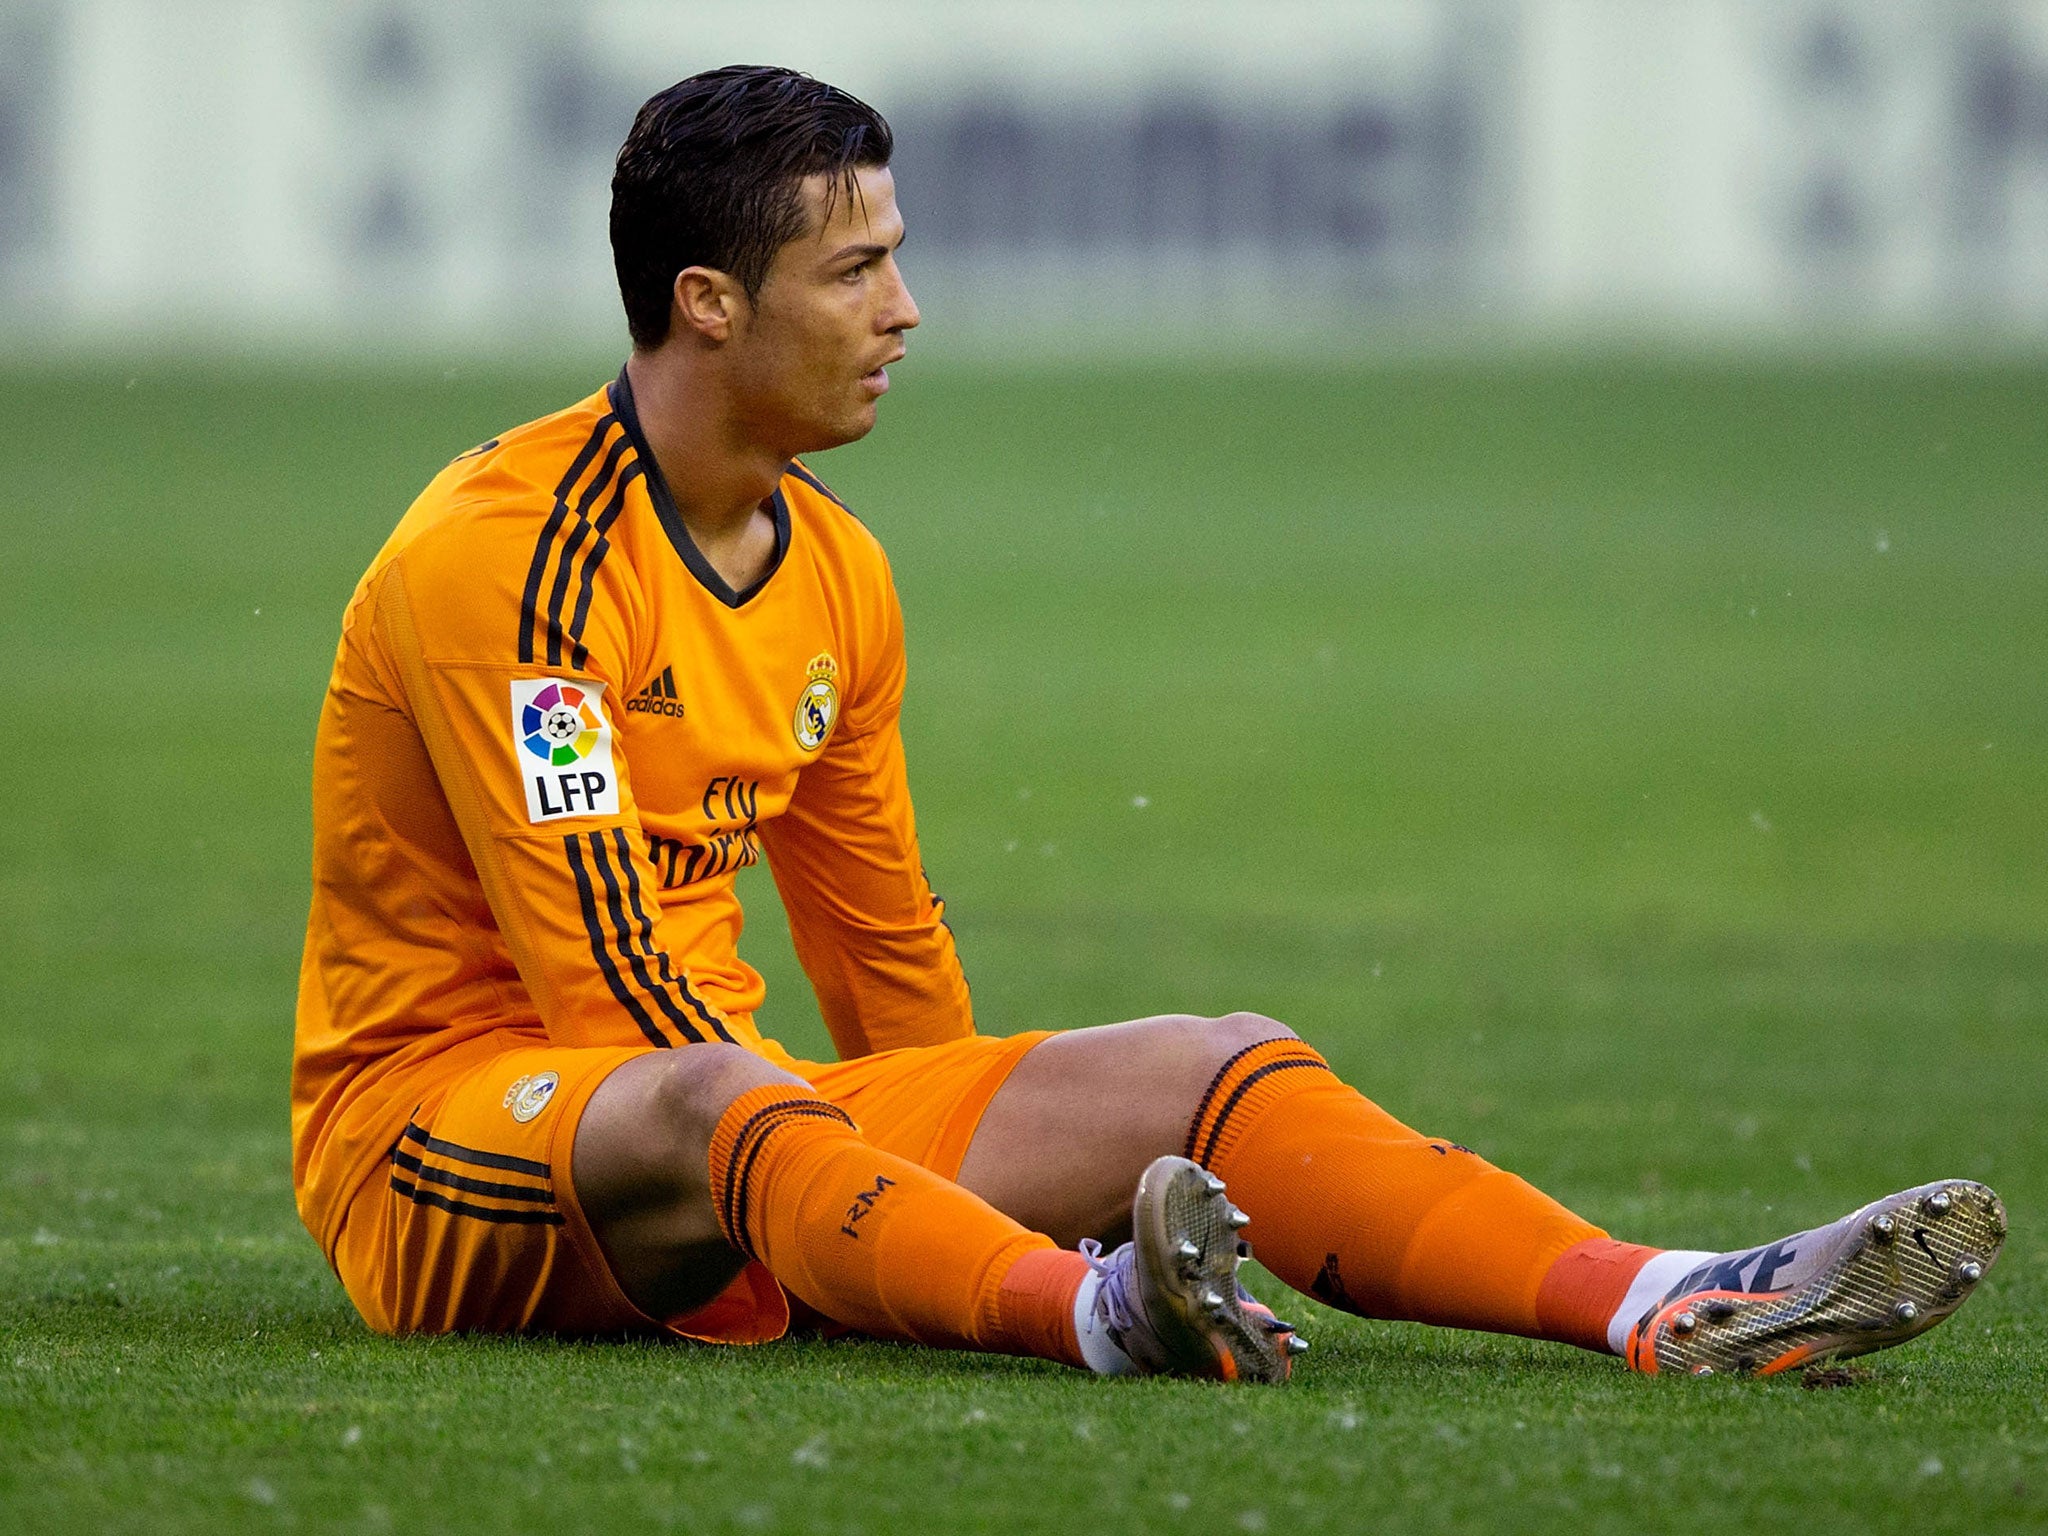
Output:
[1079, 1238, 1139, 1334]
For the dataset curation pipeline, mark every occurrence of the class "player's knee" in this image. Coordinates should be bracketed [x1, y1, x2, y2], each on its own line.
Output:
[573, 1045, 810, 1317]
[641, 1043, 809, 1163]
[1202, 1011, 1299, 1060]
[1136, 1011, 1298, 1090]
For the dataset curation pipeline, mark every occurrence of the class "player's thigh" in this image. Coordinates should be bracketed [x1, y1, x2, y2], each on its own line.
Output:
[953, 1012, 1298, 1246]
[331, 1044, 654, 1336]
[794, 1030, 1056, 1179]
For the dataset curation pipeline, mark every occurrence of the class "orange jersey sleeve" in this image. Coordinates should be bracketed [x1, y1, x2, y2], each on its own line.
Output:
[353, 449, 742, 1056]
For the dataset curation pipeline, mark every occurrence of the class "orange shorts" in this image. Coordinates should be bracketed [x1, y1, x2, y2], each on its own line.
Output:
[328, 1031, 1053, 1343]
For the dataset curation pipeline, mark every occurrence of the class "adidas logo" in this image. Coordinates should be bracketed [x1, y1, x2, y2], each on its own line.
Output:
[626, 665, 685, 718]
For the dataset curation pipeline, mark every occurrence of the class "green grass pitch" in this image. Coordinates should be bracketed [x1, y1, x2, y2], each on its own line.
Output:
[2, 355, 2044, 1534]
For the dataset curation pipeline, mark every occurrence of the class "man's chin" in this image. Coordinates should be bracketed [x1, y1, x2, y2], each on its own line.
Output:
[795, 407, 879, 456]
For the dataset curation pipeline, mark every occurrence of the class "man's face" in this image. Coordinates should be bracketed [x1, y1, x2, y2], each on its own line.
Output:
[728, 164, 918, 454]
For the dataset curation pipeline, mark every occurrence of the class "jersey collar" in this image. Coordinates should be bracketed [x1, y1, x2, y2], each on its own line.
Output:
[609, 366, 792, 610]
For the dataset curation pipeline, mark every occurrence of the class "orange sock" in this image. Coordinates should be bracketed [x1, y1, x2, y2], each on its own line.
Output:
[1191, 1039, 1647, 1347]
[1533, 1237, 1664, 1352]
[707, 1084, 1091, 1365]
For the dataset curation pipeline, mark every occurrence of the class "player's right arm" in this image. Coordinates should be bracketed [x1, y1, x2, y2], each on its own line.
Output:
[350, 487, 738, 1052]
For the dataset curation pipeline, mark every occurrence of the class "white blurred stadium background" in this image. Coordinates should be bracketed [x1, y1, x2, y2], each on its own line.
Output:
[1, 0, 2046, 356]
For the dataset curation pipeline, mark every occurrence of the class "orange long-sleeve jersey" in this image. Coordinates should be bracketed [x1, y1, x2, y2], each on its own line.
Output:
[292, 370, 973, 1258]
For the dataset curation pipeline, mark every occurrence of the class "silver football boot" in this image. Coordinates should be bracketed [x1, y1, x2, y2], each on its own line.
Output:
[1079, 1155, 1306, 1383]
[1626, 1179, 2006, 1376]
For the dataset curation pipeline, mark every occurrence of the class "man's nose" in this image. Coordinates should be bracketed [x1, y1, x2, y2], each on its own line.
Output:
[883, 261, 920, 332]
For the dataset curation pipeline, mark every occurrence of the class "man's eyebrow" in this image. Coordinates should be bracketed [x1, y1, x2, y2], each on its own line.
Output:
[823, 232, 906, 264]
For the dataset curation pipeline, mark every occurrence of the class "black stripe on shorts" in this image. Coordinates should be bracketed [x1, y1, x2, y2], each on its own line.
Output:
[399, 1121, 553, 1179]
[390, 1174, 565, 1226]
[392, 1147, 555, 1205]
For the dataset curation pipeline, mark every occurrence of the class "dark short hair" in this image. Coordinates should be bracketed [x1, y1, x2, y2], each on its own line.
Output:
[610, 65, 894, 349]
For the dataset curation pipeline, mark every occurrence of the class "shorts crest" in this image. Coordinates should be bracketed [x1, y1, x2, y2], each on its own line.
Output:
[503, 1071, 560, 1123]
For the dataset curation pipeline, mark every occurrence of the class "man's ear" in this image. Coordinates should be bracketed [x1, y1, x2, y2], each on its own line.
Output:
[671, 266, 744, 343]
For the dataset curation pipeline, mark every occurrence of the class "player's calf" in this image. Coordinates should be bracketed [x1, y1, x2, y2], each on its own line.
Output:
[580, 1049, 1307, 1381]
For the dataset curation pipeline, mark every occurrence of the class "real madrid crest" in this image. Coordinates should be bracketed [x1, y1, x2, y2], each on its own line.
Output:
[503, 1071, 560, 1124]
[792, 653, 840, 751]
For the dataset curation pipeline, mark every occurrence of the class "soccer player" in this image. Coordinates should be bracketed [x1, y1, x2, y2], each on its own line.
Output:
[292, 65, 2004, 1384]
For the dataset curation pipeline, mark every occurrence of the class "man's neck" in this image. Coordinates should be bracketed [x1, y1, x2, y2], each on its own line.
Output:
[624, 350, 785, 593]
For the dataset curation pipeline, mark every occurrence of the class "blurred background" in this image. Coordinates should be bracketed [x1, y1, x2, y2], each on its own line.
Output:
[4, 0, 2048, 356]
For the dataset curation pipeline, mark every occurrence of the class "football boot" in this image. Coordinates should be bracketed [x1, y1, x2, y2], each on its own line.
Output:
[1626, 1179, 2006, 1376]
[1078, 1155, 1306, 1383]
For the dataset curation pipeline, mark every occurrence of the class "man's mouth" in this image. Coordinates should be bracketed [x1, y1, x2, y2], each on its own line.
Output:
[861, 351, 904, 395]
[862, 367, 889, 391]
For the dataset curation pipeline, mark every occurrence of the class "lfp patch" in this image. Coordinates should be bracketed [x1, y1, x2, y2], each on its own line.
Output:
[510, 678, 620, 822]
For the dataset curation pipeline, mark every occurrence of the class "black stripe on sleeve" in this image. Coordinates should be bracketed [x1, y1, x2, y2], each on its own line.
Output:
[607, 826, 737, 1046]
[543, 518, 594, 668]
[586, 831, 709, 1045]
[391, 1175, 565, 1226]
[543, 431, 631, 666]
[518, 503, 571, 666]
[565, 461, 644, 672]
[399, 1122, 554, 1179]
[519, 413, 617, 664]
[392, 1148, 556, 1204]
[564, 831, 676, 1047]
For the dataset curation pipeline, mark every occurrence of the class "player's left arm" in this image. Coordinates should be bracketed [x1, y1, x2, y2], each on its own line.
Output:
[758, 561, 973, 1059]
